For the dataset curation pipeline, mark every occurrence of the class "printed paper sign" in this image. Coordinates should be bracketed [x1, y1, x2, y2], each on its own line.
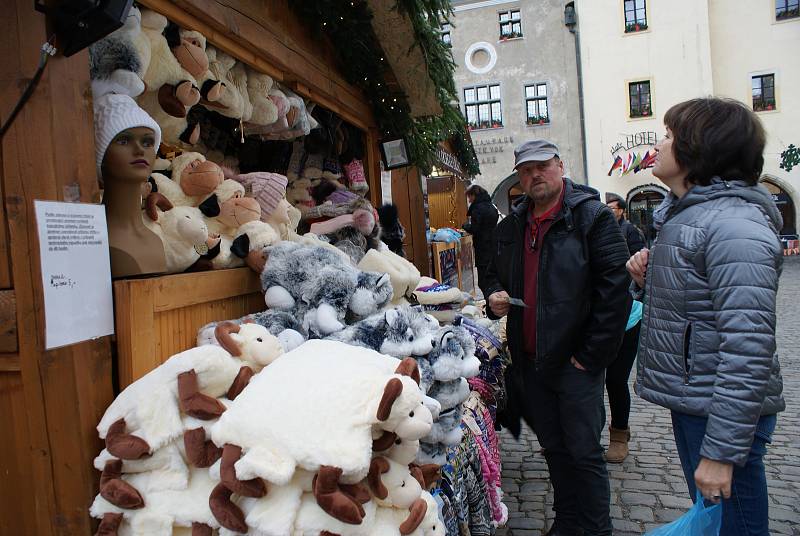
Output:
[34, 200, 114, 349]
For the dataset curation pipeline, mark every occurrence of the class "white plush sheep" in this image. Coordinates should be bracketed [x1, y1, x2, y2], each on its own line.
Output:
[150, 153, 224, 208]
[208, 340, 432, 527]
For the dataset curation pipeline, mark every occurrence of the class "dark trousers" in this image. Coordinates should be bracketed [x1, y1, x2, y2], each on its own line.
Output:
[518, 360, 611, 536]
[605, 322, 641, 429]
[476, 263, 490, 297]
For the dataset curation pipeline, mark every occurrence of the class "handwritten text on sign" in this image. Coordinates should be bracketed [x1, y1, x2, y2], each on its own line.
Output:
[34, 201, 114, 349]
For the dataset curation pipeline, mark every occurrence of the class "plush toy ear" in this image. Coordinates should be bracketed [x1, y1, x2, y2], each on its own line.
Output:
[367, 457, 390, 499]
[231, 234, 250, 258]
[453, 316, 463, 326]
[199, 194, 221, 217]
[395, 357, 420, 386]
[145, 192, 174, 221]
[377, 273, 390, 289]
[159, 168, 173, 180]
[215, 321, 242, 357]
[163, 21, 182, 48]
[372, 430, 398, 452]
[384, 308, 399, 327]
[377, 378, 403, 421]
[399, 498, 428, 535]
[419, 463, 441, 489]
[439, 331, 454, 349]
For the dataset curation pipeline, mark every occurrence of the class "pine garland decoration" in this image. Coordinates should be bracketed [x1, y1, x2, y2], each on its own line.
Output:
[291, 0, 480, 176]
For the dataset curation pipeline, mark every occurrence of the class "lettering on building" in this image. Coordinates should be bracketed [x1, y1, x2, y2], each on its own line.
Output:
[610, 131, 658, 155]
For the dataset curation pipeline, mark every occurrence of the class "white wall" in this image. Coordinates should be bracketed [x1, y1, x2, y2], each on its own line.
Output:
[709, 0, 800, 229]
[577, 0, 713, 200]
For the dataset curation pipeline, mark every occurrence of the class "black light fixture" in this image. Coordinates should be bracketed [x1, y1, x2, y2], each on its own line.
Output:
[36, 0, 133, 57]
[379, 137, 412, 170]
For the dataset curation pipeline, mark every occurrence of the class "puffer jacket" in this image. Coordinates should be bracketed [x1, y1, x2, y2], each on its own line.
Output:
[635, 178, 785, 466]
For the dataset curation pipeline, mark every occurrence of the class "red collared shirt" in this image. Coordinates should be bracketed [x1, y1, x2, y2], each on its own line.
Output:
[522, 182, 565, 357]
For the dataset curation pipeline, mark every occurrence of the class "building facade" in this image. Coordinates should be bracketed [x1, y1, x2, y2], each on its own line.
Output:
[577, 0, 799, 241]
[449, 0, 587, 211]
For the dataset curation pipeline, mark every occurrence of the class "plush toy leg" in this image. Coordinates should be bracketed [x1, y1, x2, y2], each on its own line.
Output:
[99, 459, 145, 509]
[183, 427, 223, 467]
[226, 366, 254, 400]
[340, 481, 371, 505]
[200, 79, 223, 102]
[209, 483, 248, 533]
[175, 80, 201, 107]
[94, 512, 123, 536]
[264, 285, 295, 310]
[307, 303, 344, 336]
[313, 465, 365, 525]
[191, 522, 213, 536]
[220, 443, 267, 498]
[178, 370, 227, 420]
[399, 498, 428, 535]
[105, 418, 151, 460]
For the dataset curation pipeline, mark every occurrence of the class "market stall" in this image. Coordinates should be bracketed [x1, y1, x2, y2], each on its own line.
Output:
[0, 0, 491, 533]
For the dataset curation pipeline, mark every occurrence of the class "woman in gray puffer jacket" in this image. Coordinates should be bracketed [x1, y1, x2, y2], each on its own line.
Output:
[627, 97, 784, 536]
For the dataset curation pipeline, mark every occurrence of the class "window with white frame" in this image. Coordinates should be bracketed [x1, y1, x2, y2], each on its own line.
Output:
[464, 84, 503, 130]
[525, 83, 550, 125]
[752, 74, 776, 111]
[499, 9, 522, 39]
[628, 80, 652, 118]
[624, 0, 648, 32]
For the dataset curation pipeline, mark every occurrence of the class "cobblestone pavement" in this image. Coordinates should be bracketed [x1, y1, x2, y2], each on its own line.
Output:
[496, 257, 800, 535]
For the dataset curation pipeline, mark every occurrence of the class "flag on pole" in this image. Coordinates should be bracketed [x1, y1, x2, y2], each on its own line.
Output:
[621, 153, 634, 175]
[631, 152, 643, 173]
[607, 155, 623, 176]
[640, 150, 656, 169]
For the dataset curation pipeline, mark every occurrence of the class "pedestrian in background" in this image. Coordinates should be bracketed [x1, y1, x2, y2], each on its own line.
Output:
[463, 183, 499, 296]
[484, 139, 630, 536]
[604, 193, 646, 463]
[627, 97, 784, 536]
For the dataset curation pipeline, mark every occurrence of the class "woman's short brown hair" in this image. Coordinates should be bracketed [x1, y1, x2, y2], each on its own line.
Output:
[663, 97, 766, 186]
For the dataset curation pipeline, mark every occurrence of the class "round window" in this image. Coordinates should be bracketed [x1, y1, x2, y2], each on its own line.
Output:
[464, 42, 497, 75]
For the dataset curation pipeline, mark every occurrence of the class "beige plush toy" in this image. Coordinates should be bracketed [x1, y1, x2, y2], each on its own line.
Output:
[140, 10, 199, 108]
[150, 152, 224, 207]
[245, 66, 279, 126]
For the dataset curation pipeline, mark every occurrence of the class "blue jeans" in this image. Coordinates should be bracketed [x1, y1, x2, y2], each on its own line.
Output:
[671, 411, 776, 536]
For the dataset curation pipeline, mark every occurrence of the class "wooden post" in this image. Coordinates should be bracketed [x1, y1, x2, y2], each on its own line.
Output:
[0, 1, 114, 533]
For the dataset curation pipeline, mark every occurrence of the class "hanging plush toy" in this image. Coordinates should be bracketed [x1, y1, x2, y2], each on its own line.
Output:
[89, 4, 146, 97]
[149, 152, 224, 207]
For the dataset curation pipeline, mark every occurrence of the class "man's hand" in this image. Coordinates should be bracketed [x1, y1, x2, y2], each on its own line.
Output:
[570, 356, 586, 371]
[488, 291, 510, 317]
[626, 248, 650, 288]
[695, 457, 733, 503]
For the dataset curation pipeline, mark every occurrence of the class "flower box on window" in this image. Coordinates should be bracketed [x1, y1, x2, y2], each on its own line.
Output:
[776, 6, 799, 20]
[625, 22, 648, 33]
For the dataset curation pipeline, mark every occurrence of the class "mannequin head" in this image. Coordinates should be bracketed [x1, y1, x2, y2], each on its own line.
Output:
[93, 93, 161, 179]
[101, 127, 157, 184]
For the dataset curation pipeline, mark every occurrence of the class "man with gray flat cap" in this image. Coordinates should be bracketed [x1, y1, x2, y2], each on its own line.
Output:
[483, 139, 630, 536]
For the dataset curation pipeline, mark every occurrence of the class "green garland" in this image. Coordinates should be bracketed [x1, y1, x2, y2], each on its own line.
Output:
[291, 1, 480, 177]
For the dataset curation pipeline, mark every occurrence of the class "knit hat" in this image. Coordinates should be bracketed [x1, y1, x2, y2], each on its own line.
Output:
[233, 172, 288, 217]
[93, 93, 161, 178]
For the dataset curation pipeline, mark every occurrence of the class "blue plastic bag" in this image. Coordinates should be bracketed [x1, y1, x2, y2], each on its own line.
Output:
[645, 491, 722, 536]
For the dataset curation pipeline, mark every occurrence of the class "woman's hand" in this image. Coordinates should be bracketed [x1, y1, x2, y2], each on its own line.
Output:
[488, 291, 510, 317]
[694, 457, 733, 503]
[626, 248, 650, 288]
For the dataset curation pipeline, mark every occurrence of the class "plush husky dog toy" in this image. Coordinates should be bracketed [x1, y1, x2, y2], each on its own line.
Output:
[326, 306, 436, 357]
[260, 242, 392, 335]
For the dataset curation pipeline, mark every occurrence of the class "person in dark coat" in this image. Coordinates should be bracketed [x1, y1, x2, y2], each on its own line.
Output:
[484, 139, 630, 536]
[603, 193, 646, 463]
[463, 184, 499, 296]
[377, 203, 406, 257]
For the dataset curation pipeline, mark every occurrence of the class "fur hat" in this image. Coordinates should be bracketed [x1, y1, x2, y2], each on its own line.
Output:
[232, 172, 288, 217]
[93, 93, 162, 178]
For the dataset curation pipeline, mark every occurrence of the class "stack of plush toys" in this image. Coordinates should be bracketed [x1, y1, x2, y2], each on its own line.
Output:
[89, 231, 507, 534]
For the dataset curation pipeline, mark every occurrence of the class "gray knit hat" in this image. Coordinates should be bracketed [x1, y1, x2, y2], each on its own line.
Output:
[93, 93, 161, 178]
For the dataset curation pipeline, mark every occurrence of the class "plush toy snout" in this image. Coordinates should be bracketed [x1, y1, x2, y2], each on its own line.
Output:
[175, 209, 209, 245]
[181, 160, 224, 196]
[172, 38, 208, 77]
[217, 196, 261, 228]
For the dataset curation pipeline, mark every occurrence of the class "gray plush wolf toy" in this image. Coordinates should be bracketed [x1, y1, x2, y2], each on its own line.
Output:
[260, 242, 392, 336]
[326, 305, 437, 357]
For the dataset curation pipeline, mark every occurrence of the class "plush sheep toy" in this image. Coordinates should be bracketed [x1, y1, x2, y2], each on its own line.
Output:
[150, 152, 224, 207]
[229, 220, 281, 273]
[208, 340, 432, 530]
[142, 193, 220, 273]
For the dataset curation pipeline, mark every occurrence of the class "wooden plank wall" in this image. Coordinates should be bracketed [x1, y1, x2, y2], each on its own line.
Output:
[114, 268, 264, 388]
[390, 167, 430, 277]
[427, 175, 468, 230]
[0, 0, 115, 533]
